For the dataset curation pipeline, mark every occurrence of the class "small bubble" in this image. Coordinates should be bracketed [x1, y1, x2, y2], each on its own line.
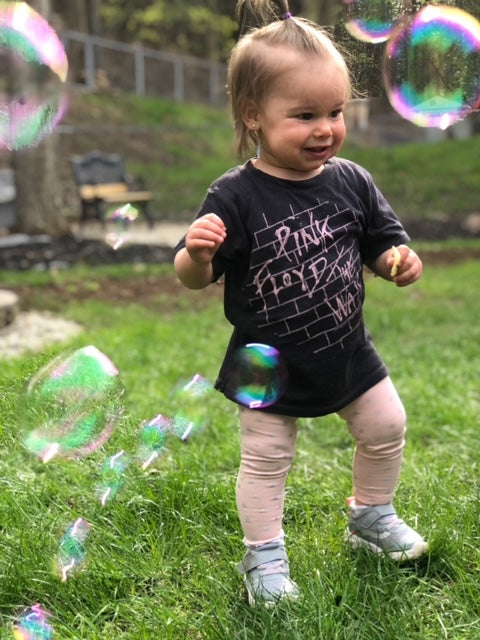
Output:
[13, 604, 54, 640]
[96, 450, 130, 506]
[56, 518, 91, 582]
[170, 374, 214, 441]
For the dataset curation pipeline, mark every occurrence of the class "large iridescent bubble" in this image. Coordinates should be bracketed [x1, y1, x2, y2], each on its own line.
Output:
[343, 0, 403, 44]
[383, 5, 480, 129]
[0, 2, 68, 149]
[20, 346, 125, 462]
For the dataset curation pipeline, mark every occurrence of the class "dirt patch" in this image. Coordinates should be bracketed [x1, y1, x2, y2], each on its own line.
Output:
[4, 245, 478, 310]
[12, 271, 224, 312]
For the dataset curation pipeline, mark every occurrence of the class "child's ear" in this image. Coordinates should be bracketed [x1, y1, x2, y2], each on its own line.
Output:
[242, 100, 260, 131]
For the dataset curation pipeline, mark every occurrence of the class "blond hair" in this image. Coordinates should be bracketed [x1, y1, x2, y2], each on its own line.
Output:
[228, 0, 351, 157]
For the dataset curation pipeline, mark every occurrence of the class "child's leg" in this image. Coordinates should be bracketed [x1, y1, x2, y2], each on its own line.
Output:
[338, 377, 428, 559]
[337, 376, 406, 505]
[236, 407, 298, 545]
[236, 407, 300, 606]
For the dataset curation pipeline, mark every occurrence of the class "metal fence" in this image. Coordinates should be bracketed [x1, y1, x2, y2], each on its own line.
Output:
[61, 30, 228, 106]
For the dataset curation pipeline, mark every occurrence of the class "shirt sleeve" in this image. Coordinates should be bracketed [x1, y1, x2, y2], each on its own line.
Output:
[357, 169, 410, 264]
[173, 174, 250, 282]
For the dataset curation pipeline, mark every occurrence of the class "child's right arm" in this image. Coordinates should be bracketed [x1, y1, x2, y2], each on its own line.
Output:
[174, 213, 227, 289]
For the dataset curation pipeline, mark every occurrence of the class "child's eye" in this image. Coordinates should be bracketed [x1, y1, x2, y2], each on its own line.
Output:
[296, 112, 313, 121]
[330, 108, 344, 119]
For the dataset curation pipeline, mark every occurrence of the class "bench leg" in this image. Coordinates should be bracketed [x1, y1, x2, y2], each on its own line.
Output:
[142, 201, 155, 228]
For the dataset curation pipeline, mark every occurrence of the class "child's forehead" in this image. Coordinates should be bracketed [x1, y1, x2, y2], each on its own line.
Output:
[265, 46, 347, 84]
[269, 55, 349, 101]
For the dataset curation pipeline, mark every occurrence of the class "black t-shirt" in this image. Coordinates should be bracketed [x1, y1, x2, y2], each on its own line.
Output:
[175, 157, 410, 417]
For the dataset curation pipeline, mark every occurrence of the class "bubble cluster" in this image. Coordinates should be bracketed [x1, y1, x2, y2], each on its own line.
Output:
[16, 358, 216, 629]
[56, 518, 91, 582]
[21, 346, 125, 462]
[104, 203, 139, 250]
[0, 2, 68, 150]
[13, 604, 54, 640]
[232, 343, 287, 409]
[383, 5, 480, 129]
[344, 0, 401, 43]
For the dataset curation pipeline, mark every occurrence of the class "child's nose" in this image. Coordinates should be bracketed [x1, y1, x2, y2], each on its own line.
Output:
[313, 117, 332, 138]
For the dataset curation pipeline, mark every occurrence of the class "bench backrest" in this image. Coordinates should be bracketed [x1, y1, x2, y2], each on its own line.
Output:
[71, 151, 127, 186]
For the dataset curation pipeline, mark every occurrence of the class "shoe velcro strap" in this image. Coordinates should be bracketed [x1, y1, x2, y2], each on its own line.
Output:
[237, 547, 288, 574]
[353, 504, 397, 528]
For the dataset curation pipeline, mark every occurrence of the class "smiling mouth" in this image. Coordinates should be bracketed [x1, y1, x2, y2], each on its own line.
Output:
[307, 145, 328, 153]
[305, 145, 329, 155]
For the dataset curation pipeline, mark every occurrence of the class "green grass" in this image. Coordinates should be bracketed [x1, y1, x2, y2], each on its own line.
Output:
[0, 253, 479, 638]
[341, 136, 480, 221]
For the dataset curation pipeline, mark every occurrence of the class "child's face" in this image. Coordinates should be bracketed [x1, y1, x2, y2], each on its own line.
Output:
[248, 53, 348, 180]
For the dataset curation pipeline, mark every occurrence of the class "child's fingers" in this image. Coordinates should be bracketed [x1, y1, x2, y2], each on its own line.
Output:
[393, 248, 422, 286]
[189, 213, 226, 242]
[389, 246, 402, 277]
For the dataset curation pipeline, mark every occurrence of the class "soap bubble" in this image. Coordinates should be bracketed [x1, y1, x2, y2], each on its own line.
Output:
[232, 343, 287, 409]
[56, 517, 91, 582]
[0, 2, 69, 150]
[21, 346, 125, 462]
[13, 604, 54, 640]
[104, 203, 139, 250]
[383, 5, 480, 129]
[96, 450, 130, 506]
[138, 413, 171, 470]
[171, 374, 214, 441]
[344, 0, 402, 43]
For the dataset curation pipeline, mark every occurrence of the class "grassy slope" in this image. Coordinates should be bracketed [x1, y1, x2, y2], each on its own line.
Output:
[63, 91, 480, 221]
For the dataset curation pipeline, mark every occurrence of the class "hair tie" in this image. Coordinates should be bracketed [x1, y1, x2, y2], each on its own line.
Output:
[284, 11, 292, 19]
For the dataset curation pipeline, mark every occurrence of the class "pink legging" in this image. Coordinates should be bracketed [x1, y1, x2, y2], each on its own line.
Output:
[236, 376, 407, 545]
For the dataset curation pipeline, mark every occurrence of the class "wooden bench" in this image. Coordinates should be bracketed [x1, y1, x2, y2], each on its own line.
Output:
[71, 151, 155, 227]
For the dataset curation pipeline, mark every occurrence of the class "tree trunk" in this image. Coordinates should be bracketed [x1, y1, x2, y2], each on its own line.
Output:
[12, 0, 68, 236]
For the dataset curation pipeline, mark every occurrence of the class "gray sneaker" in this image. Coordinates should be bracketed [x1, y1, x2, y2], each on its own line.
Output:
[347, 503, 429, 561]
[237, 541, 300, 607]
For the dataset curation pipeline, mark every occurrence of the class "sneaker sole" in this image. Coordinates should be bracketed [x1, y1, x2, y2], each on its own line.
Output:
[245, 581, 300, 608]
[346, 530, 429, 561]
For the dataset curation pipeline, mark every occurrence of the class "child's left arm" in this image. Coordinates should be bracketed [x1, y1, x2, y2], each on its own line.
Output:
[367, 245, 423, 287]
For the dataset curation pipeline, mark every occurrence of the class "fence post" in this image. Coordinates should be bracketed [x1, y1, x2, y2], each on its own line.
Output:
[173, 58, 185, 102]
[209, 63, 225, 105]
[134, 45, 146, 97]
[84, 37, 96, 90]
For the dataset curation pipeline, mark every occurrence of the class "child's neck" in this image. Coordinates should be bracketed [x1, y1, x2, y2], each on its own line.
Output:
[252, 157, 325, 181]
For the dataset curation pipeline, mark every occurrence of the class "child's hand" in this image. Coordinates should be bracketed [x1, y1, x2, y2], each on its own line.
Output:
[185, 213, 226, 264]
[388, 245, 422, 287]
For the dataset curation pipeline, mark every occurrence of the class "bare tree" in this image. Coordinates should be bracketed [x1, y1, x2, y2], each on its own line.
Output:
[12, 0, 69, 236]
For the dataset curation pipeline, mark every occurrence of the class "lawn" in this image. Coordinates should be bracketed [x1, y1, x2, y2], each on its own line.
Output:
[0, 253, 479, 639]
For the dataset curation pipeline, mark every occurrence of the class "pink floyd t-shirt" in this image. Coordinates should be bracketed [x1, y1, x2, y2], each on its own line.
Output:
[175, 157, 410, 417]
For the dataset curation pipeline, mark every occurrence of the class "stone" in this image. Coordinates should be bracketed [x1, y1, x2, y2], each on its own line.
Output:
[0, 289, 19, 328]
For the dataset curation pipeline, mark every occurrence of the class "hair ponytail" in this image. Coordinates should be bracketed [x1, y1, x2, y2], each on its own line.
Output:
[237, 0, 292, 28]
